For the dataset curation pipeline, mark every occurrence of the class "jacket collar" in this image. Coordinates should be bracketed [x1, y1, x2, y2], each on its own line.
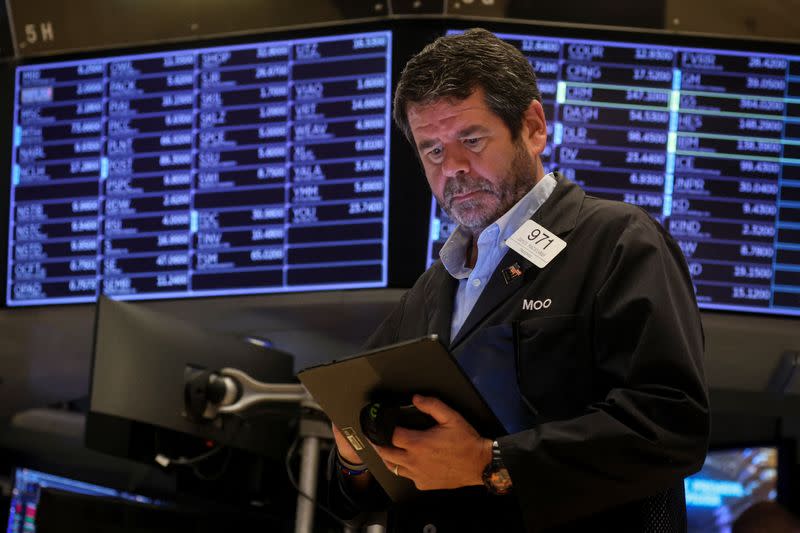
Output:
[448, 172, 585, 349]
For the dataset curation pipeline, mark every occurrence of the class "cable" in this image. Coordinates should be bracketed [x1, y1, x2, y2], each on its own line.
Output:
[154, 412, 245, 473]
[156, 398, 349, 527]
[190, 447, 234, 481]
[155, 442, 227, 467]
[285, 432, 350, 529]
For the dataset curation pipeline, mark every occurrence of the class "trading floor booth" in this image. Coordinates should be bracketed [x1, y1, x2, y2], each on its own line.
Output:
[0, 1, 798, 531]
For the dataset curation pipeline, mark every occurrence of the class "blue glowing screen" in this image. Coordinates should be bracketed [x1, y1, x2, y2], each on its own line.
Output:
[685, 447, 778, 532]
[428, 30, 800, 317]
[8, 31, 392, 306]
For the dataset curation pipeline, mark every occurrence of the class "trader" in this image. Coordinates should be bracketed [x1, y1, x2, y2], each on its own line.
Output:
[328, 28, 710, 532]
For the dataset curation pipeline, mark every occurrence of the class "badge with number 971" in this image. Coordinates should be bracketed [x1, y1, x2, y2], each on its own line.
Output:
[505, 220, 567, 268]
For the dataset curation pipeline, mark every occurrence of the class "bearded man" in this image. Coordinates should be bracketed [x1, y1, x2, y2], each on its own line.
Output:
[328, 28, 710, 533]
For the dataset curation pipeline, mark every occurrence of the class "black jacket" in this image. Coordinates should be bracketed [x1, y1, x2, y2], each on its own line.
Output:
[330, 174, 710, 532]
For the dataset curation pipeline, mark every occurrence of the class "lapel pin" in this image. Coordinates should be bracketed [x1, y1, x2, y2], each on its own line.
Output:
[502, 262, 523, 285]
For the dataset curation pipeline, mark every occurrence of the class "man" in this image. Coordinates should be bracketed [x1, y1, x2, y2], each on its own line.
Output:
[328, 28, 710, 532]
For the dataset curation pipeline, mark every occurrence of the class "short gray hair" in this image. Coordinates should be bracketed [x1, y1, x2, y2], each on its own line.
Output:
[393, 28, 542, 145]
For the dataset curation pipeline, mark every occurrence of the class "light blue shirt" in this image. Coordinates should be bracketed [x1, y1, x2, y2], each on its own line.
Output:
[439, 173, 558, 342]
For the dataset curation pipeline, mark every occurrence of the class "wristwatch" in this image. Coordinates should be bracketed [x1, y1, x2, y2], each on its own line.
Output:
[482, 440, 512, 495]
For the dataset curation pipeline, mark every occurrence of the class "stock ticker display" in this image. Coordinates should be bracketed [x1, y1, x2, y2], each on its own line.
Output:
[428, 31, 800, 317]
[7, 31, 392, 305]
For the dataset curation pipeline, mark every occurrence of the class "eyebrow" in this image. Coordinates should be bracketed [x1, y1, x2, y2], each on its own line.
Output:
[417, 138, 439, 152]
[457, 125, 490, 139]
[416, 125, 491, 152]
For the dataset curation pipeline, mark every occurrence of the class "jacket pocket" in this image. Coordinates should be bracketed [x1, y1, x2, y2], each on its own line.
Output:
[514, 314, 590, 422]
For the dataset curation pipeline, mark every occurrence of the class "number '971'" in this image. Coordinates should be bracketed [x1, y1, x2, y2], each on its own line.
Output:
[527, 229, 554, 249]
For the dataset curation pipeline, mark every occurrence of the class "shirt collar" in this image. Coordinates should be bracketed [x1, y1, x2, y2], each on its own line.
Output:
[439, 172, 558, 279]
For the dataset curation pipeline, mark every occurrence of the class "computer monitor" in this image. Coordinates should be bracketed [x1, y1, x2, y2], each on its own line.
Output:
[87, 296, 297, 460]
[684, 445, 783, 532]
[7, 29, 392, 306]
[6, 466, 282, 532]
[428, 28, 800, 318]
[6, 467, 158, 533]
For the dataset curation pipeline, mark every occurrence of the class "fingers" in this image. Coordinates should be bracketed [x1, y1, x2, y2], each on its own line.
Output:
[380, 460, 405, 478]
[373, 444, 413, 479]
[412, 394, 458, 425]
[373, 442, 408, 465]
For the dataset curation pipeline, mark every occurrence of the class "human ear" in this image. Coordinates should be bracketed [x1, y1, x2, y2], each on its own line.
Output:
[520, 99, 548, 155]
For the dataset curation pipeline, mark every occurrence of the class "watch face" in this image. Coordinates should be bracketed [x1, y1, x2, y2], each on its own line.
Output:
[483, 465, 513, 495]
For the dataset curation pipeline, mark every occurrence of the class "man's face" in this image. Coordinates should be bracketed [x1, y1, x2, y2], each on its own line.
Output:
[406, 89, 546, 234]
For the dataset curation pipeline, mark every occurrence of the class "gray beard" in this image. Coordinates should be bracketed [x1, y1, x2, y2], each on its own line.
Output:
[439, 142, 536, 235]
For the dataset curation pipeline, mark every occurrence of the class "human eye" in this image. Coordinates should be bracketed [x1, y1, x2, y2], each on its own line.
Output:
[425, 146, 444, 163]
[463, 137, 484, 150]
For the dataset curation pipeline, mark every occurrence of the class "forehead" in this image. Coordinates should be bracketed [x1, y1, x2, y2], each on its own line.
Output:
[406, 90, 497, 134]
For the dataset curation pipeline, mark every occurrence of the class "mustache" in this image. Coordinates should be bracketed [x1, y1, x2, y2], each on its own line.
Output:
[442, 175, 496, 206]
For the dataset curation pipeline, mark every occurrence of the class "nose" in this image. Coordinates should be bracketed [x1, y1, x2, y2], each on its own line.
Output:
[440, 144, 470, 178]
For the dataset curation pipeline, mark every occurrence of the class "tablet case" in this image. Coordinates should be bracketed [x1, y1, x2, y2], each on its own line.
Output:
[297, 335, 505, 502]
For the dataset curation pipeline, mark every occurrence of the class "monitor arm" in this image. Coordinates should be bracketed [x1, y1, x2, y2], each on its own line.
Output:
[183, 367, 321, 422]
[182, 367, 335, 533]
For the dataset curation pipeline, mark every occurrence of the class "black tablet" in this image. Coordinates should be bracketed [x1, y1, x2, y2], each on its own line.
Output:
[297, 335, 505, 502]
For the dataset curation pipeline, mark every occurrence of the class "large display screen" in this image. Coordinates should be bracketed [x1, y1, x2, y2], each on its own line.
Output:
[7, 31, 392, 306]
[428, 30, 800, 317]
